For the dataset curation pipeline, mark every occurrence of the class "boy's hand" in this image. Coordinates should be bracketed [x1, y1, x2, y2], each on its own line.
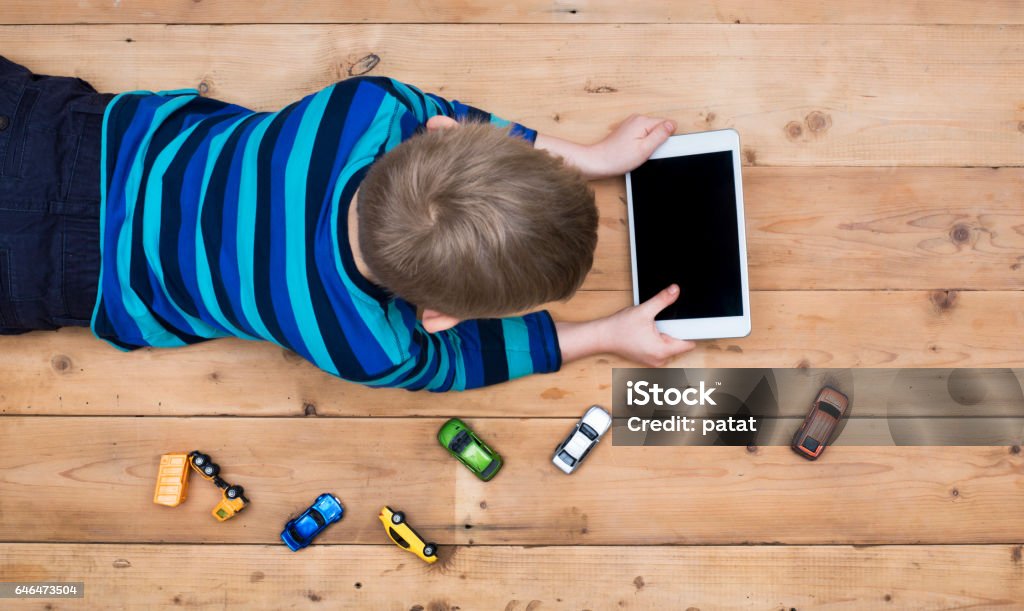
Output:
[555, 284, 697, 367]
[586, 114, 676, 178]
[599, 284, 696, 366]
[534, 114, 676, 180]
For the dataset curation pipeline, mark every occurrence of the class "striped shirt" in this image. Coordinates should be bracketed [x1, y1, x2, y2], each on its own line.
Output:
[93, 76, 561, 391]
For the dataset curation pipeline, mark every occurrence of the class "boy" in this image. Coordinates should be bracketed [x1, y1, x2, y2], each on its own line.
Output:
[0, 56, 695, 391]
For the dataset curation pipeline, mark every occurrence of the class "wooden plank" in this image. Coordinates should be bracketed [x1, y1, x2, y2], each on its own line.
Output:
[455, 424, 1024, 545]
[2, 1, 1022, 25]
[2, 25, 1022, 166]
[0, 417, 457, 545]
[590, 167, 1024, 292]
[2, 544, 1023, 610]
[0, 417, 1020, 544]
[2, 290, 1023, 417]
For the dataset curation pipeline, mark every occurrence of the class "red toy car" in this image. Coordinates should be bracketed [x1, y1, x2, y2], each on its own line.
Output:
[791, 387, 849, 460]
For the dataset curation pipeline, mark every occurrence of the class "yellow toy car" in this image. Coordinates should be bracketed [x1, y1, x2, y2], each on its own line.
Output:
[379, 506, 438, 563]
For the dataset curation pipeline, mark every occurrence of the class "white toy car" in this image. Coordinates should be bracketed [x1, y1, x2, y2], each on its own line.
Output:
[552, 406, 612, 474]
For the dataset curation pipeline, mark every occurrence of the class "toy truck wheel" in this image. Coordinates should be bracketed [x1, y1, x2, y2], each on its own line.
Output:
[423, 543, 437, 557]
[203, 462, 220, 477]
[191, 453, 208, 467]
[226, 485, 243, 499]
[391, 512, 405, 525]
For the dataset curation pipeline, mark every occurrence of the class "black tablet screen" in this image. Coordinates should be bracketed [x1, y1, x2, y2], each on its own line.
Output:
[630, 150, 744, 320]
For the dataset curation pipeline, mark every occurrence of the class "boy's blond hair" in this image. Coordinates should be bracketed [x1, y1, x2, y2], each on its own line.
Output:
[358, 120, 597, 319]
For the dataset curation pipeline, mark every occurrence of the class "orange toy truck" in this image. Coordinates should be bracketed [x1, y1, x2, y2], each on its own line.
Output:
[153, 453, 191, 507]
[153, 450, 249, 521]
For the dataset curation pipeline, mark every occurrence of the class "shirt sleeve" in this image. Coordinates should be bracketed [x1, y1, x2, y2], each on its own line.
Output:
[359, 76, 538, 144]
[366, 308, 562, 392]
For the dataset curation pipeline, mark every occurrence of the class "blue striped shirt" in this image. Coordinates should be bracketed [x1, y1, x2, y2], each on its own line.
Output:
[93, 76, 561, 391]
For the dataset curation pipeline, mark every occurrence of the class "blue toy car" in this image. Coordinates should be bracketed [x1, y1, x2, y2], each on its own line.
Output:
[281, 493, 344, 551]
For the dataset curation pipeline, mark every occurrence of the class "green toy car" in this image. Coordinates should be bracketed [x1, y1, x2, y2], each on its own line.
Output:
[437, 418, 503, 481]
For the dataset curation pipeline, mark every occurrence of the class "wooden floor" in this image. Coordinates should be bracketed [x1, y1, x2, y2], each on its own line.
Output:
[2, 2, 1023, 609]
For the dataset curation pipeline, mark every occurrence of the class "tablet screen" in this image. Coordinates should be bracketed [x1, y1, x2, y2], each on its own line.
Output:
[631, 151, 744, 320]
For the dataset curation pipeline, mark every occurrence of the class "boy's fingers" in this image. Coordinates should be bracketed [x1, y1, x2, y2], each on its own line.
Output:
[660, 335, 696, 357]
[640, 117, 675, 137]
[665, 336, 697, 351]
[646, 338, 694, 367]
[637, 120, 675, 159]
[639, 284, 680, 318]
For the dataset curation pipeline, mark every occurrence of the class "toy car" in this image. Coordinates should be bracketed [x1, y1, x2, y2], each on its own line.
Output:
[379, 506, 437, 563]
[437, 418, 502, 481]
[552, 405, 612, 474]
[188, 451, 249, 520]
[791, 387, 850, 460]
[153, 453, 191, 507]
[281, 494, 344, 551]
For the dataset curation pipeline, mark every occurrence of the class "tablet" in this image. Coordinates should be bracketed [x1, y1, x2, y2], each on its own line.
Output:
[625, 129, 751, 340]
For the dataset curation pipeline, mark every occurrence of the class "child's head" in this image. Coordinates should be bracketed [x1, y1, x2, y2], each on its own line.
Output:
[358, 119, 598, 324]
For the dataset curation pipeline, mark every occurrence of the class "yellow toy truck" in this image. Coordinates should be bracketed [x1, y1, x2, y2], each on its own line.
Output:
[152, 450, 249, 521]
[187, 451, 249, 521]
[211, 492, 248, 522]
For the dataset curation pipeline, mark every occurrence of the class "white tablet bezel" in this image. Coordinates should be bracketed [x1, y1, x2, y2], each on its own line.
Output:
[625, 128, 751, 340]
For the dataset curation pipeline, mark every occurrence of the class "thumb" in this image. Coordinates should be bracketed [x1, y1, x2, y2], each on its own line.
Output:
[640, 120, 675, 153]
[639, 284, 680, 318]
[644, 119, 675, 139]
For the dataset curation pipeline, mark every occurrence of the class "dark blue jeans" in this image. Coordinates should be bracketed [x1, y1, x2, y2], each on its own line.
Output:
[0, 56, 110, 334]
